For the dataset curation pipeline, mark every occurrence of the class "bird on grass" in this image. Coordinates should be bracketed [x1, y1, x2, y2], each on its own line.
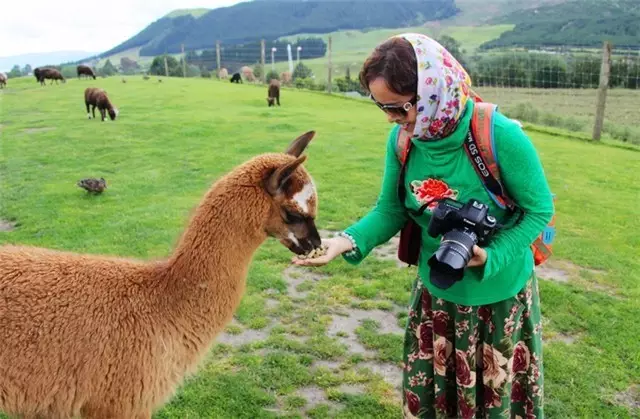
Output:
[77, 177, 107, 194]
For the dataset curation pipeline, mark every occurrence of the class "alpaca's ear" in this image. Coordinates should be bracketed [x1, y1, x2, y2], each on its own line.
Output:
[266, 155, 307, 196]
[285, 131, 315, 157]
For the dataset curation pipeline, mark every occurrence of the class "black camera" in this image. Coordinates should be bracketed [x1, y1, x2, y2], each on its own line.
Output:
[426, 198, 500, 289]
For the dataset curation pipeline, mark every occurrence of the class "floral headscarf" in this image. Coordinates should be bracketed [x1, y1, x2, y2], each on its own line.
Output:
[396, 33, 473, 140]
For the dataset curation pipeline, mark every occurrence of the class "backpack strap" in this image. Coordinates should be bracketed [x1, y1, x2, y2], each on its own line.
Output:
[394, 126, 412, 166]
[464, 102, 517, 212]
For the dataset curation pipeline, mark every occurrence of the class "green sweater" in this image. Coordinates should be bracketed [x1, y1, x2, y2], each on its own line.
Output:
[343, 100, 554, 306]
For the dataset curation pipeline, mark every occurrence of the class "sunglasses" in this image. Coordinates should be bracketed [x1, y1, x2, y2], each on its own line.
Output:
[369, 95, 417, 116]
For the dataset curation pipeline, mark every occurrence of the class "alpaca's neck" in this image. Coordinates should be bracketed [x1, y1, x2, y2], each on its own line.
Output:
[160, 177, 268, 350]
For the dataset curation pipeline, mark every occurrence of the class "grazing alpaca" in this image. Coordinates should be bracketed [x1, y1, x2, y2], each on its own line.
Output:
[218, 68, 228, 79]
[230, 72, 242, 83]
[38, 68, 65, 86]
[84, 87, 118, 121]
[267, 79, 281, 107]
[0, 72, 6, 88]
[0, 131, 321, 419]
[241, 66, 256, 82]
[77, 64, 96, 79]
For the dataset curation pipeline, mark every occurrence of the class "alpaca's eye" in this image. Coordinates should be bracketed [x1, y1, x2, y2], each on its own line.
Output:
[283, 210, 305, 224]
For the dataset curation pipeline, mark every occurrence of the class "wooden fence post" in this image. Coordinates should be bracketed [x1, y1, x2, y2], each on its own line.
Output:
[327, 36, 333, 93]
[261, 39, 266, 84]
[592, 41, 612, 141]
[181, 44, 186, 77]
[216, 41, 221, 77]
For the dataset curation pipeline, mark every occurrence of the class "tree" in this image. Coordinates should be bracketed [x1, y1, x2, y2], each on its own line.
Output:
[101, 59, 117, 76]
[8, 65, 21, 78]
[149, 55, 181, 77]
[437, 35, 468, 71]
[120, 57, 140, 74]
[22, 64, 32, 76]
[292, 62, 313, 80]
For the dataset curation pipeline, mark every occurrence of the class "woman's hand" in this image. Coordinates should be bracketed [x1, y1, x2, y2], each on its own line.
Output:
[291, 236, 354, 267]
[466, 245, 488, 267]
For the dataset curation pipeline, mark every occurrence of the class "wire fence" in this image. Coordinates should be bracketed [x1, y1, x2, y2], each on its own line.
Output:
[85, 38, 640, 144]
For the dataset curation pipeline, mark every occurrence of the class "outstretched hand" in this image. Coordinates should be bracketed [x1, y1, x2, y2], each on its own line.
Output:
[291, 236, 353, 267]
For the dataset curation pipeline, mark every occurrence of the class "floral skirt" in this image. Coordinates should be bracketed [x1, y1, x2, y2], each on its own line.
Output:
[402, 273, 544, 419]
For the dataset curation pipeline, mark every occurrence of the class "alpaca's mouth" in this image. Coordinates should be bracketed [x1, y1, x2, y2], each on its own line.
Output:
[280, 234, 320, 255]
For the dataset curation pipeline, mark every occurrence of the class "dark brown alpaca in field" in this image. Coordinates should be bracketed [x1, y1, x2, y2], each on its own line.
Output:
[77, 64, 96, 79]
[0, 131, 321, 419]
[84, 87, 118, 121]
[267, 79, 281, 107]
[38, 68, 65, 86]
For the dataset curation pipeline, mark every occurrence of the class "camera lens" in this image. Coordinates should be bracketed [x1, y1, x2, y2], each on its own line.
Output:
[427, 229, 478, 289]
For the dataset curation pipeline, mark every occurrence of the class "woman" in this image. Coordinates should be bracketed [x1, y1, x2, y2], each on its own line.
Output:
[293, 33, 554, 418]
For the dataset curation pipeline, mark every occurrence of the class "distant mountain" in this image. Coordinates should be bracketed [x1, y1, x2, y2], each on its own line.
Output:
[0, 50, 99, 73]
[481, 0, 640, 49]
[97, 0, 459, 59]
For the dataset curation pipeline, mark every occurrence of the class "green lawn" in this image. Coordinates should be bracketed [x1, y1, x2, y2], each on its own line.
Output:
[1, 76, 639, 418]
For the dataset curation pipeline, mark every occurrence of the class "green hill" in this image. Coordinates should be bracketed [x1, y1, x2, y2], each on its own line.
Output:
[481, 0, 640, 49]
[99, 0, 459, 59]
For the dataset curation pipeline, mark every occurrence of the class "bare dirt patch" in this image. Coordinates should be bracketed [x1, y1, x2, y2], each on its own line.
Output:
[215, 319, 273, 346]
[536, 259, 606, 284]
[22, 127, 55, 134]
[614, 385, 640, 410]
[336, 383, 366, 395]
[283, 265, 329, 299]
[358, 361, 403, 390]
[327, 309, 402, 357]
[546, 332, 579, 345]
[294, 385, 341, 411]
[0, 220, 16, 232]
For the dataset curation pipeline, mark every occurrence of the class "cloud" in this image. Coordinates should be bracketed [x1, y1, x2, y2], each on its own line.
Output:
[0, 0, 243, 57]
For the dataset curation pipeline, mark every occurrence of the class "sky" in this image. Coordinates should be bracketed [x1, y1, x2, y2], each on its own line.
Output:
[0, 0, 244, 58]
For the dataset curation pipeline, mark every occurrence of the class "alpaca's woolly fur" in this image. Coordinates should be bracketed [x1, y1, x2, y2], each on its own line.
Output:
[0, 131, 321, 418]
[85, 87, 118, 121]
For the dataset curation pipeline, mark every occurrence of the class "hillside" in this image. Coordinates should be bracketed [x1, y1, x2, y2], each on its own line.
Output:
[481, 0, 640, 49]
[99, 0, 458, 59]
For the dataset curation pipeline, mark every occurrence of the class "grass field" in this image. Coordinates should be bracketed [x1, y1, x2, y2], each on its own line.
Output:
[1, 76, 639, 418]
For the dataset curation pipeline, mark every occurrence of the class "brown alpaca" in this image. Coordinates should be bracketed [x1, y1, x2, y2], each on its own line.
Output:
[84, 87, 118, 121]
[267, 79, 280, 107]
[0, 131, 321, 419]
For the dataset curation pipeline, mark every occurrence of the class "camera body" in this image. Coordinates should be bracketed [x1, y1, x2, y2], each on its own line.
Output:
[426, 198, 500, 289]
[427, 198, 499, 245]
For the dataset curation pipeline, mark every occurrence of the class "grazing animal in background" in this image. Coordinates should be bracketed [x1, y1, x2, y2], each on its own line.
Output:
[77, 177, 107, 194]
[33, 67, 42, 82]
[0, 131, 320, 419]
[218, 68, 228, 79]
[280, 71, 292, 86]
[84, 87, 118, 121]
[267, 79, 281, 107]
[38, 68, 65, 86]
[230, 72, 242, 83]
[0, 72, 7, 89]
[241, 66, 255, 82]
[77, 64, 96, 79]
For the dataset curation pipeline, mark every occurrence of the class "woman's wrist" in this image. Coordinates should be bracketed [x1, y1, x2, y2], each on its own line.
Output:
[337, 232, 358, 256]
